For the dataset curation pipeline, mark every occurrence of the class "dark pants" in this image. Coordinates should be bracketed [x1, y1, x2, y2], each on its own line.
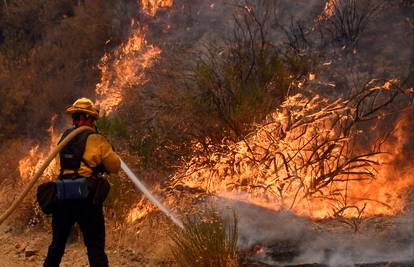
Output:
[43, 198, 108, 267]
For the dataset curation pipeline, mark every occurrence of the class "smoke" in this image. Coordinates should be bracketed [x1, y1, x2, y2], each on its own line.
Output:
[146, 0, 325, 47]
[217, 197, 414, 266]
[294, 217, 414, 266]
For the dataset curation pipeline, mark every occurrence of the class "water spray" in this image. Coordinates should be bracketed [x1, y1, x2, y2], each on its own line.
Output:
[120, 159, 184, 229]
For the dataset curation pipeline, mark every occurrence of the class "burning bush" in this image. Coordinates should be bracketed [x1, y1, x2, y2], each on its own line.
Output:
[170, 79, 413, 219]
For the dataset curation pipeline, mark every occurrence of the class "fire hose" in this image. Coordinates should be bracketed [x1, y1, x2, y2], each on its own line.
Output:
[0, 126, 183, 229]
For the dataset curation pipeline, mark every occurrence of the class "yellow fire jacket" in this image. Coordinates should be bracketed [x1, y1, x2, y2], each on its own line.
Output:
[55, 133, 121, 177]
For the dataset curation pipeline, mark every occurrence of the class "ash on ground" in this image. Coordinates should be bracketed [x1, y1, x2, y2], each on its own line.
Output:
[217, 198, 414, 267]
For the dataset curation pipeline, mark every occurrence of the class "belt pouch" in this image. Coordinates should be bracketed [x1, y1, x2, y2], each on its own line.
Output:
[37, 181, 57, 214]
[56, 178, 89, 200]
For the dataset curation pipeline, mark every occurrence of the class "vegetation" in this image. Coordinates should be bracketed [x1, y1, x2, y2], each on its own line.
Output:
[96, 116, 129, 139]
[0, 0, 137, 139]
[0, 0, 412, 265]
[129, 1, 311, 171]
[170, 209, 240, 267]
[323, 0, 383, 47]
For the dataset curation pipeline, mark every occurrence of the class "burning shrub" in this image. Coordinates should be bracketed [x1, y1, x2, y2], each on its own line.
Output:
[170, 209, 240, 267]
[170, 79, 412, 219]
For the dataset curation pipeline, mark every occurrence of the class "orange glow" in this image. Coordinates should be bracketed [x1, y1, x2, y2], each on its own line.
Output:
[369, 110, 414, 215]
[127, 196, 156, 223]
[92, 1, 412, 223]
[18, 145, 40, 181]
[96, 24, 161, 114]
[95, 0, 174, 225]
[171, 90, 414, 219]
[140, 0, 173, 16]
[253, 244, 266, 256]
[18, 115, 59, 182]
[323, 0, 337, 18]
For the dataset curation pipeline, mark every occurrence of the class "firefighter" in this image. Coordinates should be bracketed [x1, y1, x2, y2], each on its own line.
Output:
[44, 98, 120, 267]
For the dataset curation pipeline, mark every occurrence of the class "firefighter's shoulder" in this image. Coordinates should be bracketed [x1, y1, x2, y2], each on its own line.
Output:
[84, 133, 115, 155]
[87, 132, 112, 145]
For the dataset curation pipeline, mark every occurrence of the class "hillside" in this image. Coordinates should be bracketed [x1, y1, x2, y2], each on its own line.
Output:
[0, 0, 413, 266]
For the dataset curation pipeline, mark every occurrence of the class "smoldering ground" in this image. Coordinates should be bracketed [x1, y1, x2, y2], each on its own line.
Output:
[217, 197, 414, 267]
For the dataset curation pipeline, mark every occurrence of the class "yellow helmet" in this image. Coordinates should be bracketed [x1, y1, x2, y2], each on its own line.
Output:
[66, 98, 99, 118]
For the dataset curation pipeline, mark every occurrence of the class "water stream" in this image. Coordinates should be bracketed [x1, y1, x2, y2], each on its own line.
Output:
[120, 159, 184, 229]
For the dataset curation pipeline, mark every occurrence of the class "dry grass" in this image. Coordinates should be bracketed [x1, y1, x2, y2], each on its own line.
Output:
[170, 209, 240, 267]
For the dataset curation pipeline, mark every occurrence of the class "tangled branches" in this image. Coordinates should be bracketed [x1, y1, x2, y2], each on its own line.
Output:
[171, 79, 408, 217]
[323, 0, 384, 47]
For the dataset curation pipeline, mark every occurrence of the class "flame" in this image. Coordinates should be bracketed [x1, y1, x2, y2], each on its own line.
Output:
[127, 196, 156, 223]
[96, 25, 162, 220]
[93, 1, 410, 222]
[15, 1, 174, 224]
[140, 0, 173, 16]
[18, 115, 59, 182]
[323, 0, 337, 18]
[95, 3, 174, 223]
[172, 90, 414, 219]
[371, 111, 414, 214]
[253, 244, 266, 256]
[96, 23, 161, 114]
[18, 145, 41, 181]
[96, 2, 174, 113]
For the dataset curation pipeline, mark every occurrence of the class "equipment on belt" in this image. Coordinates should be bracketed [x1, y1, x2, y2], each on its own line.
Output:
[56, 178, 89, 200]
[37, 181, 57, 215]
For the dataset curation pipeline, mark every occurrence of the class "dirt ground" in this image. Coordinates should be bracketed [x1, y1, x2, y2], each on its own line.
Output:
[0, 213, 175, 267]
[0, 228, 146, 267]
